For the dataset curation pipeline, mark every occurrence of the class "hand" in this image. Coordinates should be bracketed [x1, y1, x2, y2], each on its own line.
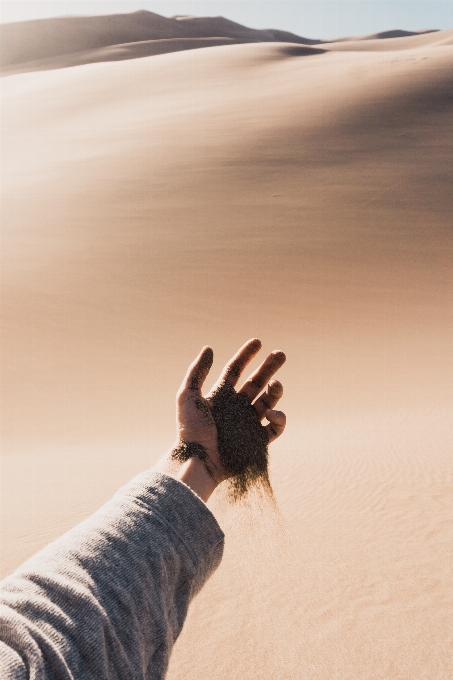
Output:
[170, 339, 286, 501]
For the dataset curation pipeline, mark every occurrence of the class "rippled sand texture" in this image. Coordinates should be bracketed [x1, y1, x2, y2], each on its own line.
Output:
[1, 16, 453, 680]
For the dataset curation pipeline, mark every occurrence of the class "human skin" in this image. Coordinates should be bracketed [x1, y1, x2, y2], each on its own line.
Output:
[162, 339, 286, 502]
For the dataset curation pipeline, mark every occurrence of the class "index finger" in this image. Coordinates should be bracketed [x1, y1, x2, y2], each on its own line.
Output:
[215, 338, 262, 389]
[181, 346, 214, 393]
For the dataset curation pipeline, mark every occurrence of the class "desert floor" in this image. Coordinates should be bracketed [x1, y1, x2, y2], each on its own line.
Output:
[2, 27, 453, 679]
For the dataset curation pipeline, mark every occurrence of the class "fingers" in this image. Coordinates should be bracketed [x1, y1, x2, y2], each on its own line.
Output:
[253, 380, 283, 421]
[216, 338, 262, 389]
[181, 346, 214, 393]
[238, 350, 286, 403]
[265, 409, 286, 443]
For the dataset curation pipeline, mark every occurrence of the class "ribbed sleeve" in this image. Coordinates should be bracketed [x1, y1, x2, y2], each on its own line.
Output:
[0, 471, 224, 679]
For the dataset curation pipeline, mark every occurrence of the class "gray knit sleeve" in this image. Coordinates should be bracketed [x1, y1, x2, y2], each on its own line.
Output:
[0, 471, 224, 679]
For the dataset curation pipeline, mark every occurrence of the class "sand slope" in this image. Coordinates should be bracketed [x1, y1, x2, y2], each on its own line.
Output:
[1, 37, 326, 76]
[330, 28, 438, 42]
[0, 10, 318, 74]
[325, 26, 453, 51]
[0, 37, 248, 75]
[1, 29, 453, 680]
[5, 12, 450, 75]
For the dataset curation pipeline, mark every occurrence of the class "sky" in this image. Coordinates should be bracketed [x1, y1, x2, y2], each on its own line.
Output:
[0, 1, 452, 40]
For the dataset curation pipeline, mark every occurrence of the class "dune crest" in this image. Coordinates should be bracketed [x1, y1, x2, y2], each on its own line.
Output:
[0, 9, 317, 75]
[324, 26, 453, 51]
[2, 10, 450, 76]
[331, 28, 438, 42]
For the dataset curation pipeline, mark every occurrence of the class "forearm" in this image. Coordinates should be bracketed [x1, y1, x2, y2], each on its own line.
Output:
[0, 470, 224, 680]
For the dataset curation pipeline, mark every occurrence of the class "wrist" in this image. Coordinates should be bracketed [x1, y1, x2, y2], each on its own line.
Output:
[169, 440, 223, 502]
[176, 456, 219, 502]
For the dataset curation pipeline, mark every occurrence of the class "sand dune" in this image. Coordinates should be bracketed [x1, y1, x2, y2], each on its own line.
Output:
[1, 37, 256, 76]
[1, 21, 453, 680]
[4, 11, 449, 76]
[360, 28, 437, 39]
[1, 38, 327, 76]
[325, 26, 453, 51]
[0, 9, 317, 74]
[331, 28, 438, 42]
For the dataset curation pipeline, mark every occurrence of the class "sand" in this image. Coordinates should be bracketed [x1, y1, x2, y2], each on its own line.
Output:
[209, 381, 271, 499]
[0, 10, 318, 75]
[1, 12, 452, 680]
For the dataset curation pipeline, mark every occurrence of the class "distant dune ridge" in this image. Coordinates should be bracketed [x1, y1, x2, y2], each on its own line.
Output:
[335, 28, 438, 41]
[0, 9, 319, 73]
[1, 9, 451, 75]
[1, 8, 453, 680]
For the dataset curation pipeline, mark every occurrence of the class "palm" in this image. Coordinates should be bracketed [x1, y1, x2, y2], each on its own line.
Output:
[175, 340, 286, 483]
[177, 389, 218, 458]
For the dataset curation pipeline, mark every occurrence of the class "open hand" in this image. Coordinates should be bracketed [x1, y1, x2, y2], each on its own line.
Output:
[173, 339, 286, 494]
